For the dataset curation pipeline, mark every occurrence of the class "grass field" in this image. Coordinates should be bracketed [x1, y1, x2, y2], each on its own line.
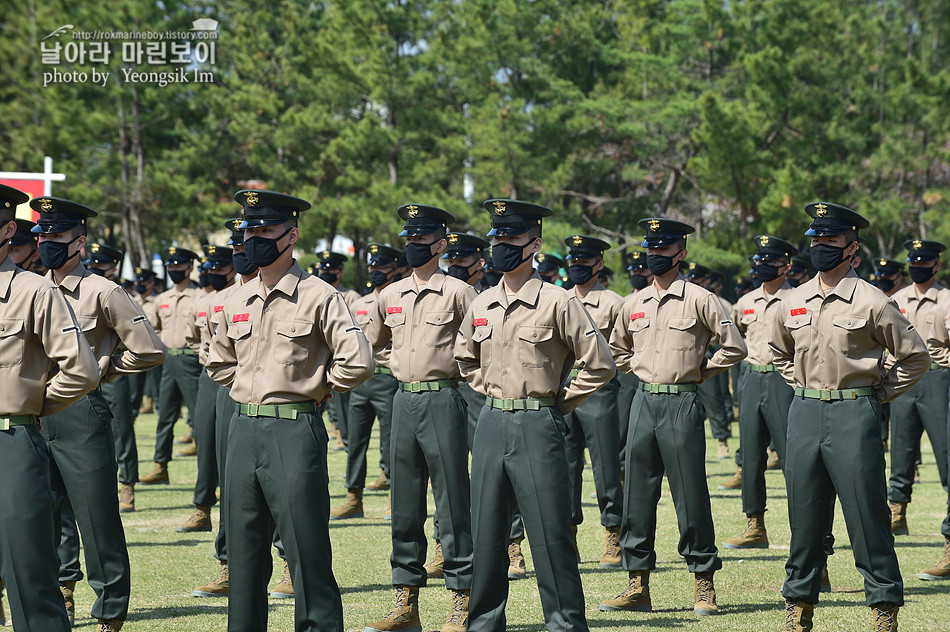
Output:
[60, 410, 950, 631]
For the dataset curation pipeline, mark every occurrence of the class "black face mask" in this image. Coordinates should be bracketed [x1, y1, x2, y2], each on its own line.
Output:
[810, 243, 852, 272]
[38, 236, 81, 271]
[493, 241, 533, 273]
[318, 270, 339, 284]
[755, 263, 783, 283]
[134, 283, 147, 294]
[646, 250, 682, 277]
[874, 277, 895, 293]
[232, 252, 258, 276]
[405, 240, 440, 268]
[208, 273, 231, 291]
[368, 270, 392, 287]
[909, 265, 936, 284]
[567, 264, 595, 286]
[483, 270, 503, 287]
[244, 227, 293, 268]
[629, 274, 650, 290]
[447, 263, 475, 282]
[168, 269, 188, 284]
[198, 274, 210, 288]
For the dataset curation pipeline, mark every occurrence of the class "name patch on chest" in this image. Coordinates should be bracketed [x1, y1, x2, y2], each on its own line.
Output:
[387, 306, 403, 314]
[790, 308, 807, 316]
[356, 310, 368, 316]
[197, 311, 208, 318]
[214, 305, 224, 313]
[630, 312, 645, 320]
[743, 309, 755, 315]
[159, 304, 170, 309]
[474, 318, 488, 327]
[232, 313, 250, 323]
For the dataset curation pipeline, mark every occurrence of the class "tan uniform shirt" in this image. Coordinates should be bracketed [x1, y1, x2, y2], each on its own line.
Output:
[365, 271, 476, 382]
[0, 256, 99, 416]
[574, 282, 624, 369]
[609, 275, 747, 383]
[50, 262, 165, 380]
[733, 281, 793, 366]
[885, 282, 950, 370]
[153, 284, 200, 352]
[339, 286, 361, 307]
[925, 291, 950, 368]
[351, 291, 391, 368]
[207, 262, 374, 404]
[770, 269, 930, 402]
[455, 271, 616, 413]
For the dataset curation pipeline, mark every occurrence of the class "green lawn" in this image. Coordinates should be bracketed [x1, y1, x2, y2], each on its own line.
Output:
[63, 410, 950, 631]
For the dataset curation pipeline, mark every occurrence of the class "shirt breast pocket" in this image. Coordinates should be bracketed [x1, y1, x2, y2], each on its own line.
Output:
[275, 319, 314, 365]
[385, 312, 407, 349]
[740, 312, 757, 327]
[226, 321, 253, 366]
[518, 325, 554, 368]
[472, 324, 492, 367]
[831, 314, 868, 355]
[784, 314, 812, 351]
[425, 311, 455, 348]
[627, 317, 651, 351]
[667, 317, 699, 351]
[76, 315, 98, 334]
[0, 318, 25, 368]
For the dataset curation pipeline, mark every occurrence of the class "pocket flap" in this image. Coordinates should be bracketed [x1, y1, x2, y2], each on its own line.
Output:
[471, 325, 492, 343]
[627, 317, 650, 332]
[0, 319, 24, 338]
[518, 325, 553, 342]
[76, 315, 98, 332]
[385, 313, 406, 327]
[785, 314, 811, 329]
[425, 311, 453, 326]
[668, 317, 697, 331]
[276, 319, 313, 338]
[832, 314, 867, 330]
[226, 322, 253, 340]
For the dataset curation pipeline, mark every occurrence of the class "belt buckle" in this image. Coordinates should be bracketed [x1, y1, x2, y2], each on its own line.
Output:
[410, 381, 422, 393]
[850, 390, 858, 400]
[501, 398, 514, 411]
[0, 417, 9, 431]
[819, 390, 831, 402]
[287, 406, 299, 420]
[247, 403, 259, 416]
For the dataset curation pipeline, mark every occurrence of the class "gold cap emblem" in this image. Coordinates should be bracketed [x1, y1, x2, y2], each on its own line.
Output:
[913, 240, 923, 250]
[245, 192, 259, 207]
[536, 253, 546, 262]
[323, 250, 330, 258]
[91, 244, 100, 253]
[632, 251, 641, 259]
[208, 246, 216, 255]
[169, 246, 177, 255]
[369, 244, 379, 254]
[648, 219, 660, 231]
[40, 198, 53, 212]
[492, 201, 506, 216]
[759, 235, 770, 246]
[406, 204, 418, 218]
[689, 262, 696, 270]
[572, 235, 583, 246]
[814, 202, 828, 217]
[879, 259, 887, 266]
[231, 219, 241, 230]
[448, 234, 458, 245]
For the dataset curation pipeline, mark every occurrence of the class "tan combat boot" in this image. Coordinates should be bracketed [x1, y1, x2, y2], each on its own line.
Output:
[599, 570, 651, 612]
[61, 581, 76, 626]
[779, 600, 814, 631]
[888, 501, 908, 535]
[718, 467, 741, 490]
[425, 541, 445, 579]
[140, 395, 154, 414]
[767, 449, 781, 470]
[176, 504, 212, 532]
[176, 441, 198, 457]
[118, 483, 135, 513]
[139, 462, 169, 485]
[441, 589, 469, 632]
[174, 426, 193, 444]
[918, 536, 950, 580]
[366, 469, 390, 491]
[871, 602, 898, 632]
[193, 563, 229, 597]
[270, 560, 293, 598]
[723, 513, 769, 549]
[693, 571, 718, 615]
[717, 439, 730, 459]
[364, 586, 422, 632]
[330, 489, 364, 520]
[507, 538, 527, 580]
[600, 526, 622, 568]
[97, 618, 123, 631]
[820, 564, 831, 593]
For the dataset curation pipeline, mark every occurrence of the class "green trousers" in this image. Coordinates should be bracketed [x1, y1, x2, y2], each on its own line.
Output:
[344, 372, 397, 489]
[783, 396, 902, 606]
[390, 387, 473, 590]
[698, 371, 732, 440]
[565, 378, 623, 527]
[621, 389, 722, 573]
[469, 406, 589, 632]
[103, 374, 137, 484]
[888, 368, 949, 503]
[154, 353, 200, 464]
[43, 390, 131, 621]
[616, 372, 639, 469]
[192, 370, 220, 507]
[326, 390, 349, 448]
[225, 409, 340, 632]
[738, 371, 793, 515]
[0, 423, 72, 631]
[943, 399, 950, 539]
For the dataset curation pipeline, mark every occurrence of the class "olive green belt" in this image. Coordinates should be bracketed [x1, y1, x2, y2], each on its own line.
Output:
[0, 415, 37, 430]
[375, 367, 393, 376]
[167, 347, 197, 356]
[486, 396, 556, 412]
[569, 369, 580, 378]
[399, 380, 457, 393]
[237, 401, 319, 420]
[931, 362, 942, 371]
[639, 382, 698, 394]
[793, 387, 874, 401]
[748, 364, 775, 373]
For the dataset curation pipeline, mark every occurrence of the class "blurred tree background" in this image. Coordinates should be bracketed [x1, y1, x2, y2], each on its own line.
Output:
[3, 0, 950, 289]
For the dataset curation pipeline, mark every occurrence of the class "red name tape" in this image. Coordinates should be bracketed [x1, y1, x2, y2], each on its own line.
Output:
[630, 312, 645, 320]
[474, 318, 488, 326]
[232, 313, 250, 323]
[214, 305, 224, 313]
[900, 308, 906, 314]
[356, 310, 368, 315]
[387, 306, 402, 314]
[197, 311, 207, 318]
[159, 304, 170, 309]
[743, 309, 755, 315]
[790, 308, 806, 316]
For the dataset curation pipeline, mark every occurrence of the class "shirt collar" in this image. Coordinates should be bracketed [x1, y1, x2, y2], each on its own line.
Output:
[253, 260, 304, 302]
[577, 281, 606, 307]
[55, 261, 87, 293]
[802, 269, 858, 303]
[398, 269, 447, 295]
[910, 281, 943, 304]
[641, 274, 686, 303]
[487, 271, 543, 308]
